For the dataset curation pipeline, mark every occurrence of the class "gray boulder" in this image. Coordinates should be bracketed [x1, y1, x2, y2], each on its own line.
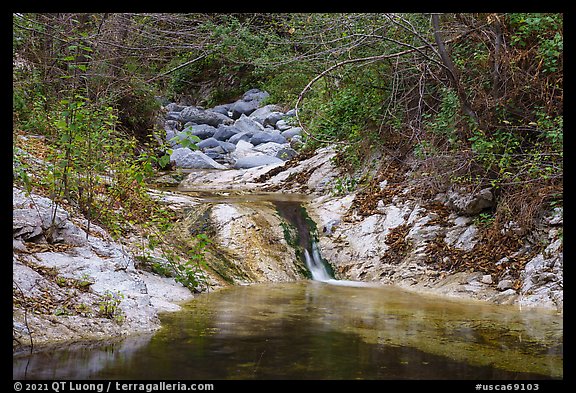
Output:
[170, 148, 226, 169]
[213, 125, 239, 141]
[253, 142, 286, 157]
[228, 132, 252, 145]
[234, 114, 265, 135]
[242, 88, 269, 103]
[165, 103, 185, 112]
[164, 120, 180, 131]
[210, 104, 232, 116]
[290, 135, 304, 149]
[185, 124, 217, 140]
[197, 137, 222, 150]
[203, 149, 228, 163]
[281, 127, 302, 140]
[275, 147, 298, 161]
[229, 89, 270, 119]
[446, 187, 495, 215]
[250, 131, 287, 146]
[249, 104, 283, 125]
[165, 129, 179, 148]
[230, 100, 259, 120]
[275, 119, 292, 131]
[233, 155, 284, 169]
[179, 106, 233, 126]
[219, 141, 236, 153]
[263, 112, 285, 128]
[13, 187, 87, 246]
[165, 111, 182, 121]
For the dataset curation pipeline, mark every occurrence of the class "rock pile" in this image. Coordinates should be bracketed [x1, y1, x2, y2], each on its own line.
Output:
[162, 88, 303, 170]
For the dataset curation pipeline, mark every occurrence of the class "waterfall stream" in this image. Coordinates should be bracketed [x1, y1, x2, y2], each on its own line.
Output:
[303, 241, 332, 281]
[271, 200, 336, 281]
[272, 199, 373, 287]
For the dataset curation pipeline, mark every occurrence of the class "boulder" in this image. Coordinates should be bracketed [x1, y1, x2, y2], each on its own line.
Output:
[203, 149, 228, 163]
[219, 141, 236, 153]
[196, 137, 222, 150]
[290, 135, 304, 149]
[230, 100, 259, 120]
[230, 140, 260, 161]
[234, 114, 265, 135]
[213, 125, 239, 141]
[13, 187, 87, 246]
[242, 88, 269, 103]
[185, 124, 217, 140]
[210, 104, 232, 116]
[446, 187, 494, 215]
[170, 148, 226, 169]
[165, 111, 182, 121]
[250, 131, 287, 146]
[249, 104, 283, 125]
[164, 103, 185, 112]
[275, 119, 292, 131]
[281, 127, 302, 140]
[179, 106, 233, 126]
[229, 89, 270, 120]
[228, 132, 252, 145]
[165, 129, 179, 148]
[164, 120, 180, 131]
[275, 147, 298, 161]
[233, 155, 284, 169]
[263, 112, 285, 128]
[253, 142, 287, 157]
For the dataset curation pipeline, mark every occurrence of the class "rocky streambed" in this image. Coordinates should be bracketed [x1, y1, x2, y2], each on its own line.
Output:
[13, 89, 562, 353]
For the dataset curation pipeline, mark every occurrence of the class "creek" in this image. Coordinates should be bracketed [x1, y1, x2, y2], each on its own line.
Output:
[13, 191, 563, 380]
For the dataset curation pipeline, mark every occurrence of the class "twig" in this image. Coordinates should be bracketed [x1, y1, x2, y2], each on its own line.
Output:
[294, 28, 476, 145]
[146, 51, 214, 83]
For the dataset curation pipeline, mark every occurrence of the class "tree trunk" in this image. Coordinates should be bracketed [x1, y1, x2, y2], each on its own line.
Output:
[431, 14, 478, 124]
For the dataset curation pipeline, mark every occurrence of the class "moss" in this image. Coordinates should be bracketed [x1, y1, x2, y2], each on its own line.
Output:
[275, 202, 334, 279]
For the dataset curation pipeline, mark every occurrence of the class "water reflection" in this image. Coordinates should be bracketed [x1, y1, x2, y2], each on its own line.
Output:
[14, 281, 562, 380]
[13, 334, 154, 380]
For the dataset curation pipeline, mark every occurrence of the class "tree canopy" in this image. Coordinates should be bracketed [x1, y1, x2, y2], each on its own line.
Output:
[13, 13, 562, 233]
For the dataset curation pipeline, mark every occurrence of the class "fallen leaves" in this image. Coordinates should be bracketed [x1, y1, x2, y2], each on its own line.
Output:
[346, 160, 406, 218]
[383, 224, 411, 264]
[424, 231, 535, 283]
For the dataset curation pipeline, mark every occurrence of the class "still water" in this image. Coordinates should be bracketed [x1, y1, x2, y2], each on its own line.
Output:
[14, 280, 562, 380]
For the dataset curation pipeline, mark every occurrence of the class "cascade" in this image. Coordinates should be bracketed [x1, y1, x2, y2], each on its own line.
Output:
[272, 200, 335, 281]
[303, 240, 332, 282]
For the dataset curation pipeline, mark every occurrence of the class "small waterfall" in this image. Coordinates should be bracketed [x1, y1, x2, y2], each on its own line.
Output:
[273, 200, 334, 281]
[304, 241, 332, 282]
[274, 200, 373, 287]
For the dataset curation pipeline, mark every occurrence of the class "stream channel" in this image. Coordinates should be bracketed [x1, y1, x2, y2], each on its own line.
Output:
[13, 191, 563, 380]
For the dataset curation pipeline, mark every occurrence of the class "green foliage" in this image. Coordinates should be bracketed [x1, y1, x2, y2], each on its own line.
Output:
[98, 290, 125, 323]
[148, 233, 212, 293]
[423, 87, 462, 148]
[508, 13, 563, 74]
[331, 175, 358, 196]
[473, 212, 496, 228]
[304, 82, 384, 145]
[169, 129, 201, 150]
[263, 67, 311, 106]
[175, 233, 212, 291]
[413, 140, 438, 160]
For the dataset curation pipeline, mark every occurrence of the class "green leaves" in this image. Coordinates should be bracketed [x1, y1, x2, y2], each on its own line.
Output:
[169, 129, 201, 150]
